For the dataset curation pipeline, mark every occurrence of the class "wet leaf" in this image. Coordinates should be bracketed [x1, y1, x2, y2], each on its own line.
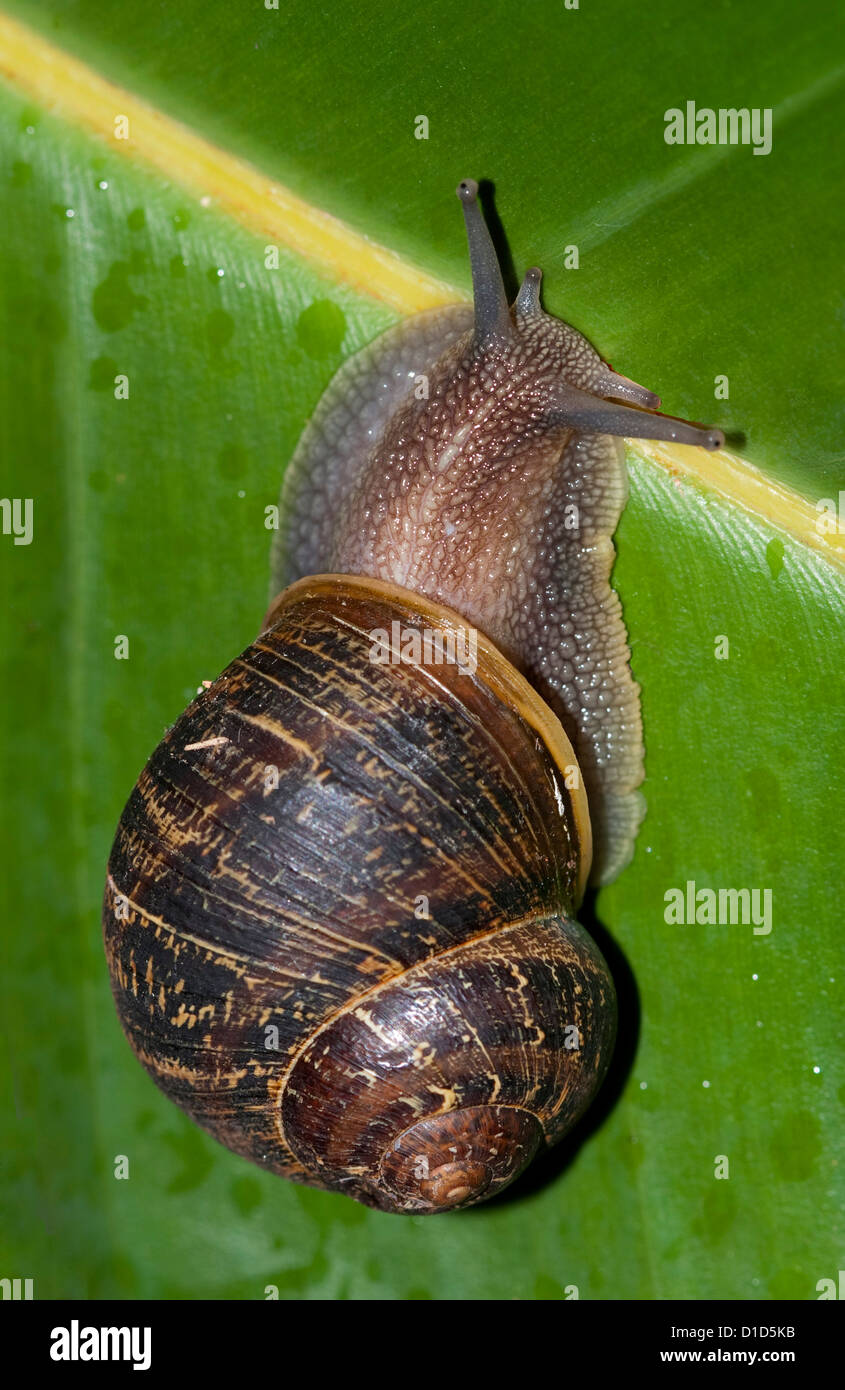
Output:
[0, 0, 841, 1300]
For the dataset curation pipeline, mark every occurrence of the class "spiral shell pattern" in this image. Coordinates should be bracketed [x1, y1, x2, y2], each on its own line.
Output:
[103, 576, 615, 1212]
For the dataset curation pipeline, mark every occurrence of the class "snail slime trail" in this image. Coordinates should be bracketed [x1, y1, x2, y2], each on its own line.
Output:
[103, 178, 723, 1214]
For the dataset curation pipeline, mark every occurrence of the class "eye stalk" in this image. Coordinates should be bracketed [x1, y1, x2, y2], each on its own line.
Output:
[456, 178, 512, 345]
[594, 367, 661, 410]
[546, 381, 725, 448]
[458, 176, 724, 450]
[514, 266, 543, 317]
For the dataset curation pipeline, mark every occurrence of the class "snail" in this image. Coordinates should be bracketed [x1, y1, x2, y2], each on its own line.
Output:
[103, 179, 723, 1214]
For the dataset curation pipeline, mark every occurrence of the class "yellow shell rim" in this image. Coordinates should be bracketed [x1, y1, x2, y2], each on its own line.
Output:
[263, 572, 593, 902]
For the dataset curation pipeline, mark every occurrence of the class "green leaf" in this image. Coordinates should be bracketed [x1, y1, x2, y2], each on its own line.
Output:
[0, 0, 841, 1300]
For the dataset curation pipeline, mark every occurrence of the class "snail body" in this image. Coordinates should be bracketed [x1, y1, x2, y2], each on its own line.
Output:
[103, 180, 723, 1212]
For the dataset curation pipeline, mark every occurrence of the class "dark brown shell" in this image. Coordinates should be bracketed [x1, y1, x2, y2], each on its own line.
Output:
[103, 575, 615, 1213]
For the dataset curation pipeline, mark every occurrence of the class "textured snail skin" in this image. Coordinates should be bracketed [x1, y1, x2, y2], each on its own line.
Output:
[274, 182, 722, 884]
[272, 301, 645, 886]
[104, 577, 614, 1213]
[104, 179, 722, 1211]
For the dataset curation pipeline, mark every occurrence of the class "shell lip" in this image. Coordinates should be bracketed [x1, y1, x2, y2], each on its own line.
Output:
[262, 572, 593, 901]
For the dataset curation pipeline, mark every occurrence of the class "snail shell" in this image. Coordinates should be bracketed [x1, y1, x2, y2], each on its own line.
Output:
[104, 576, 613, 1213]
[103, 178, 722, 1212]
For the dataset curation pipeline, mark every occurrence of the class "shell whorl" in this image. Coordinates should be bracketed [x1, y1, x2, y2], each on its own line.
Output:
[103, 575, 614, 1213]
